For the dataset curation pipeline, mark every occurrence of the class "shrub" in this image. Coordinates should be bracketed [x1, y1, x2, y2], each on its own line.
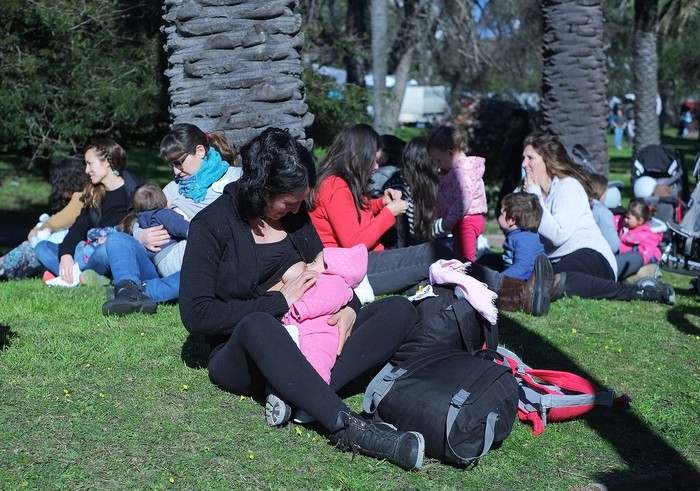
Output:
[301, 67, 371, 149]
[0, 0, 168, 167]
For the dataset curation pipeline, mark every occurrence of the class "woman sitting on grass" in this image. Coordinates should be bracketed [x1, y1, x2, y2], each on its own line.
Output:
[0, 157, 88, 281]
[179, 127, 425, 471]
[101, 123, 241, 316]
[307, 123, 455, 296]
[34, 139, 139, 286]
[520, 132, 675, 304]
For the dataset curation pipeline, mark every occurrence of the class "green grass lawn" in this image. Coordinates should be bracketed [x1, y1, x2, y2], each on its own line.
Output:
[1, 277, 699, 490]
[1, 136, 700, 489]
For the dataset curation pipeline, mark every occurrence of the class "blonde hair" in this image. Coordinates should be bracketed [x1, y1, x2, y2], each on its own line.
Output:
[587, 172, 608, 201]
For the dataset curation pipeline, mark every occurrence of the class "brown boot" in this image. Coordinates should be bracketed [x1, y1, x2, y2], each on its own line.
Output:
[550, 272, 567, 301]
[496, 255, 554, 316]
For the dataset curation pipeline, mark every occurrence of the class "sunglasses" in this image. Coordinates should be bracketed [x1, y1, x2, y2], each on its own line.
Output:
[167, 146, 197, 169]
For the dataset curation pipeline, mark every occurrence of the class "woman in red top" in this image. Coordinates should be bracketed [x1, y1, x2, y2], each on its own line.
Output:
[308, 124, 456, 295]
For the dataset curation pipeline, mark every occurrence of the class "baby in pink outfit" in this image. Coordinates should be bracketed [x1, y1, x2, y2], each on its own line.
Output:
[278, 244, 368, 383]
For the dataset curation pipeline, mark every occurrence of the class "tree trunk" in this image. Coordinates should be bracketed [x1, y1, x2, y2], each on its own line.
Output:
[344, 0, 369, 86]
[541, 0, 609, 175]
[370, 0, 390, 133]
[162, 0, 313, 149]
[633, 0, 661, 153]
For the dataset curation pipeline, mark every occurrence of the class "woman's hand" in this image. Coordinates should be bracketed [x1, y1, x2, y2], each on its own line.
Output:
[59, 255, 76, 284]
[139, 225, 171, 252]
[382, 188, 402, 205]
[524, 170, 539, 190]
[385, 199, 408, 217]
[328, 306, 357, 355]
[279, 269, 319, 306]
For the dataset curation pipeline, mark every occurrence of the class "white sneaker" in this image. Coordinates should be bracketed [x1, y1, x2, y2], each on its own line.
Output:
[265, 391, 292, 426]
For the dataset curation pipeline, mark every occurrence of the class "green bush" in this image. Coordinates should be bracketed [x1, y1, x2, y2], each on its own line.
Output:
[302, 67, 371, 149]
[0, 0, 167, 166]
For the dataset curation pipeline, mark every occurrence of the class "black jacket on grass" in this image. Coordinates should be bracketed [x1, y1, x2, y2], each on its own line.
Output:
[179, 181, 360, 352]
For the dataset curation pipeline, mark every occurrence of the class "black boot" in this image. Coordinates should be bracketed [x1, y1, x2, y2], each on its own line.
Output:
[329, 412, 425, 470]
[102, 280, 157, 316]
[636, 283, 676, 305]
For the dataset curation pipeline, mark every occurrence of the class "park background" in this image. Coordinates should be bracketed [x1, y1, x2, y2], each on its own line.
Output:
[1, 1, 700, 489]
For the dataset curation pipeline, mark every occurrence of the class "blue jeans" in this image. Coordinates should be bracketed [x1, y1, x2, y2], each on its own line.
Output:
[614, 127, 624, 149]
[34, 240, 110, 276]
[105, 232, 180, 302]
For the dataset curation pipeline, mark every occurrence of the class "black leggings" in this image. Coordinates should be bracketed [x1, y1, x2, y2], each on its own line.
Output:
[553, 248, 638, 300]
[207, 296, 417, 430]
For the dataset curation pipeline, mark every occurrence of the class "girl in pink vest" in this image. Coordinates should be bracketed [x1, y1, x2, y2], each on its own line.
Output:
[427, 125, 487, 261]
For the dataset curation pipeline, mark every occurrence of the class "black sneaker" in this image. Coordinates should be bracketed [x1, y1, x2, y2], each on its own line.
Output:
[102, 280, 157, 316]
[329, 412, 425, 471]
[637, 283, 676, 305]
[265, 390, 292, 427]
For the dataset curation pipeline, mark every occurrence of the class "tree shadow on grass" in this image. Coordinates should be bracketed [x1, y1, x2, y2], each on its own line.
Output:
[499, 314, 700, 488]
[667, 304, 700, 337]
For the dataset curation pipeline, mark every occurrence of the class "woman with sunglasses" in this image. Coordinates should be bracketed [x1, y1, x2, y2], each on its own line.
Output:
[101, 124, 242, 315]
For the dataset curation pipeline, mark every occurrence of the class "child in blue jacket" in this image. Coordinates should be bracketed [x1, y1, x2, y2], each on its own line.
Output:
[479, 192, 544, 280]
[119, 182, 189, 276]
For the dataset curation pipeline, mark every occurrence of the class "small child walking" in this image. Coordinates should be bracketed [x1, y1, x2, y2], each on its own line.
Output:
[427, 125, 487, 261]
[615, 200, 663, 280]
[479, 192, 545, 280]
[119, 182, 190, 277]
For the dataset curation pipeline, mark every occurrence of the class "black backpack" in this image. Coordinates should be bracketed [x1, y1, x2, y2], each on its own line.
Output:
[363, 349, 519, 466]
[393, 285, 498, 364]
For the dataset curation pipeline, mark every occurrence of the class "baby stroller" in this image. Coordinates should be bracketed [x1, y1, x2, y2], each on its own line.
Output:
[631, 144, 688, 224]
[659, 152, 700, 286]
[620, 145, 690, 288]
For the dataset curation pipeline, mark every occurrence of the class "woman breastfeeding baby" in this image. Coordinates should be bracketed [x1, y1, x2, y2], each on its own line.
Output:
[179, 127, 425, 471]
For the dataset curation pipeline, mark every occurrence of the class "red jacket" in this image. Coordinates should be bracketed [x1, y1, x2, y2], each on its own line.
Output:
[309, 175, 395, 251]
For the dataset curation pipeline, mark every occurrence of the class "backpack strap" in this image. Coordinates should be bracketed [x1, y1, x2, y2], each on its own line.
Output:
[362, 362, 400, 414]
[446, 388, 500, 465]
[363, 350, 463, 414]
[452, 297, 499, 351]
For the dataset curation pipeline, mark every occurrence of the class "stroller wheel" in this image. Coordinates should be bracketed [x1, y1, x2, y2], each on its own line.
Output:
[635, 276, 659, 289]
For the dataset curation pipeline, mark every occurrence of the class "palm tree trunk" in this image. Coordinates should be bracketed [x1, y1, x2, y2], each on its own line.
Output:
[162, 0, 313, 149]
[541, 0, 609, 175]
[633, 0, 661, 153]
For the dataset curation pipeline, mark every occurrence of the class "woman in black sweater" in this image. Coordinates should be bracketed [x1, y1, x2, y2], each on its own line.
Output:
[179, 128, 424, 471]
[34, 139, 138, 284]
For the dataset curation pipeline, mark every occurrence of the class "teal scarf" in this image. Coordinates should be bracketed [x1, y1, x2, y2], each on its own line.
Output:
[176, 147, 229, 203]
